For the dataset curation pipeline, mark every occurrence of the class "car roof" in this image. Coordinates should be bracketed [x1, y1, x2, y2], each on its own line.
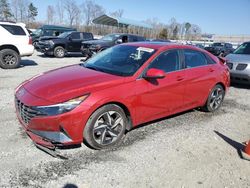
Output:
[0, 21, 26, 27]
[123, 42, 201, 51]
[39, 25, 76, 30]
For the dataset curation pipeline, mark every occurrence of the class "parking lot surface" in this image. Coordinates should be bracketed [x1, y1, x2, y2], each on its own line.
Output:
[0, 52, 250, 188]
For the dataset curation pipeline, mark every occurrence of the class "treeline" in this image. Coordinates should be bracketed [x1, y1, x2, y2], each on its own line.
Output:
[0, 0, 202, 40]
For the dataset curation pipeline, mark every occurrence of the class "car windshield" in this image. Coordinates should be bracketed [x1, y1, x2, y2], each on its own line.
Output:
[82, 45, 156, 76]
[33, 28, 42, 36]
[101, 34, 120, 41]
[58, 32, 72, 38]
[212, 43, 223, 47]
[233, 43, 250, 54]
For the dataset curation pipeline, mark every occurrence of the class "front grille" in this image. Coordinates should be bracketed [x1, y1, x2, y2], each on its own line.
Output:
[236, 64, 248, 71]
[226, 62, 233, 70]
[15, 98, 44, 125]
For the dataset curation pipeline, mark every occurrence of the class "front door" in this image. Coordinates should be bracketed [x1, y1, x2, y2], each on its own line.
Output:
[68, 32, 82, 52]
[135, 49, 186, 124]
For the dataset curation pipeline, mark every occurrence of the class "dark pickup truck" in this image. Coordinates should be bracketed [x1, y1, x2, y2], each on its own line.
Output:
[37, 31, 94, 58]
[81, 33, 145, 58]
[205, 42, 234, 57]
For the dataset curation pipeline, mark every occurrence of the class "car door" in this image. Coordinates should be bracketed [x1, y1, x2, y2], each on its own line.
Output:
[135, 49, 186, 123]
[181, 49, 218, 109]
[68, 32, 82, 52]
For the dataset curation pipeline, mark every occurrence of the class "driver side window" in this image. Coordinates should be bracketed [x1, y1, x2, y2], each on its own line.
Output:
[148, 50, 180, 73]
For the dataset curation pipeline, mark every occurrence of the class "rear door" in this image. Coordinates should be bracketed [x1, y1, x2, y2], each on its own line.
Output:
[181, 49, 218, 108]
[136, 49, 186, 123]
[68, 32, 82, 52]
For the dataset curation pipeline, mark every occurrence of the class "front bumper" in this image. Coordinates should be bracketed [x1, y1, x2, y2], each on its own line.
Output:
[15, 89, 89, 148]
[36, 43, 54, 54]
[230, 73, 250, 84]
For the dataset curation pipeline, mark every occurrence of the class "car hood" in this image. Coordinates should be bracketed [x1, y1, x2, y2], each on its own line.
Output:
[226, 53, 250, 64]
[23, 64, 125, 103]
[39, 36, 58, 41]
[82, 39, 113, 46]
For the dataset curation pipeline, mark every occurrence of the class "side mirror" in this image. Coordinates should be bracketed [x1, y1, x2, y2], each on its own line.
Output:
[143, 68, 165, 79]
[116, 39, 122, 44]
[68, 36, 72, 41]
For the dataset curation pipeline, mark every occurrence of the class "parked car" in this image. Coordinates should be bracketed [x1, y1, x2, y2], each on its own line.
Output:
[81, 33, 145, 58]
[205, 42, 234, 56]
[37, 31, 94, 58]
[0, 21, 34, 69]
[194, 43, 205, 49]
[31, 25, 76, 48]
[225, 41, 250, 84]
[15, 43, 230, 151]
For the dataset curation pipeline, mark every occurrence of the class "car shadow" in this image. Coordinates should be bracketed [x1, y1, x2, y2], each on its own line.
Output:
[230, 83, 250, 89]
[37, 53, 85, 58]
[214, 131, 249, 161]
[19, 60, 38, 67]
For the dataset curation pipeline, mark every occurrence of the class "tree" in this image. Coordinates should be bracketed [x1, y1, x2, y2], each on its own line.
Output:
[0, 0, 13, 21]
[27, 3, 38, 24]
[82, 0, 105, 26]
[56, 0, 64, 24]
[158, 28, 168, 39]
[46, 5, 55, 24]
[63, 0, 80, 27]
[172, 25, 179, 40]
[110, 9, 124, 17]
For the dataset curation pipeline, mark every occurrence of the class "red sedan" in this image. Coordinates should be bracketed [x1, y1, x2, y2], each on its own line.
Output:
[15, 42, 230, 150]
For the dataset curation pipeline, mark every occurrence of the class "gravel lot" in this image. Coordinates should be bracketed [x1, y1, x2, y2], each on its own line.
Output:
[0, 51, 250, 188]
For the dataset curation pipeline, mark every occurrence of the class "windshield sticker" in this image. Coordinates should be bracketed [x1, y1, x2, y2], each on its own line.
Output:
[137, 47, 154, 53]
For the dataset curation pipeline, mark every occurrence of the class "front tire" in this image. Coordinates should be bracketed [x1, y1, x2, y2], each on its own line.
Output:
[54, 46, 65, 58]
[83, 104, 127, 149]
[202, 84, 225, 112]
[0, 49, 20, 69]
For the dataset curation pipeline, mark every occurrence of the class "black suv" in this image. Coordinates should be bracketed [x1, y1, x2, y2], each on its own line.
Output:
[81, 33, 145, 58]
[205, 42, 234, 56]
[37, 31, 94, 58]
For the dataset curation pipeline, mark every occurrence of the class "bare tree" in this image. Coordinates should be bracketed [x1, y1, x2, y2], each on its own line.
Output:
[63, 0, 80, 27]
[56, 0, 64, 24]
[110, 9, 124, 17]
[47, 5, 55, 24]
[82, 0, 105, 26]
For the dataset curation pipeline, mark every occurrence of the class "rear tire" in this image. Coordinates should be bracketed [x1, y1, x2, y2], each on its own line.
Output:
[83, 104, 127, 150]
[0, 49, 20, 69]
[54, 46, 65, 58]
[202, 84, 225, 112]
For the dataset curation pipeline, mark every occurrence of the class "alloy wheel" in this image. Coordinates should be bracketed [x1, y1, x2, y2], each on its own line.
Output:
[93, 111, 124, 146]
[3, 54, 17, 65]
[209, 87, 223, 110]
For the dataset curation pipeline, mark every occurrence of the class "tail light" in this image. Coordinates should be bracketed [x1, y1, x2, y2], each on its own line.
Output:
[28, 37, 32, 45]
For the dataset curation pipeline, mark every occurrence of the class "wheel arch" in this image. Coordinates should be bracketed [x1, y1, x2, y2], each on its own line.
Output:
[0, 45, 20, 54]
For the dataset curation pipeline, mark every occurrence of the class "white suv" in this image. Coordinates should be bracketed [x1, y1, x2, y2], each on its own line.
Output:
[0, 21, 34, 69]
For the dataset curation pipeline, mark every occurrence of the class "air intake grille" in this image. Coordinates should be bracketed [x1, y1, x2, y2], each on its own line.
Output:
[236, 64, 248, 71]
[15, 98, 44, 125]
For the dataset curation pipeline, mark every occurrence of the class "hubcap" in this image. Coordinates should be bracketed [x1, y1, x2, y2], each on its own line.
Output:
[209, 87, 223, 110]
[56, 49, 64, 57]
[93, 111, 124, 146]
[3, 54, 16, 65]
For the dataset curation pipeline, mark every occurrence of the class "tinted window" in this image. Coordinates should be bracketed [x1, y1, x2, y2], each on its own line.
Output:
[71, 32, 80, 39]
[83, 33, 93, 40]
[149, 50, 180, 73]
[184, 50, 208, 68]
[1, 24, 26, 35]
[233, 42, 250, 54]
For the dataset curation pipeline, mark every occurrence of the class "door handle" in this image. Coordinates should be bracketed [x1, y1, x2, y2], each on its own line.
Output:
[209, 68, 215, 72]
[176, 76, 184, 81]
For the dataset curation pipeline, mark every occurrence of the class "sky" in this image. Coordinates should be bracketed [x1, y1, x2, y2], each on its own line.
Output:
[31, 0, 250, 35]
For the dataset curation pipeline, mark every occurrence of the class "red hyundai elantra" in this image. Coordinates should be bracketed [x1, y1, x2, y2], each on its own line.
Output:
[15, 42, 230, 150]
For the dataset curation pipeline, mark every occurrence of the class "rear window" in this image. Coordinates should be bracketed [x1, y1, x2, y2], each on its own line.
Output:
[1, 24, 26, 35]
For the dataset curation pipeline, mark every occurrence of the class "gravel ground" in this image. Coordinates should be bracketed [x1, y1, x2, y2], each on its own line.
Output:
[0, 51, 249, 188]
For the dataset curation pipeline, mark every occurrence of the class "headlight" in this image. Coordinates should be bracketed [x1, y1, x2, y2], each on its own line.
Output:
[45, 40, 54, 45]
[32, 95, 89, 116]
[91, 44, 101, 50]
